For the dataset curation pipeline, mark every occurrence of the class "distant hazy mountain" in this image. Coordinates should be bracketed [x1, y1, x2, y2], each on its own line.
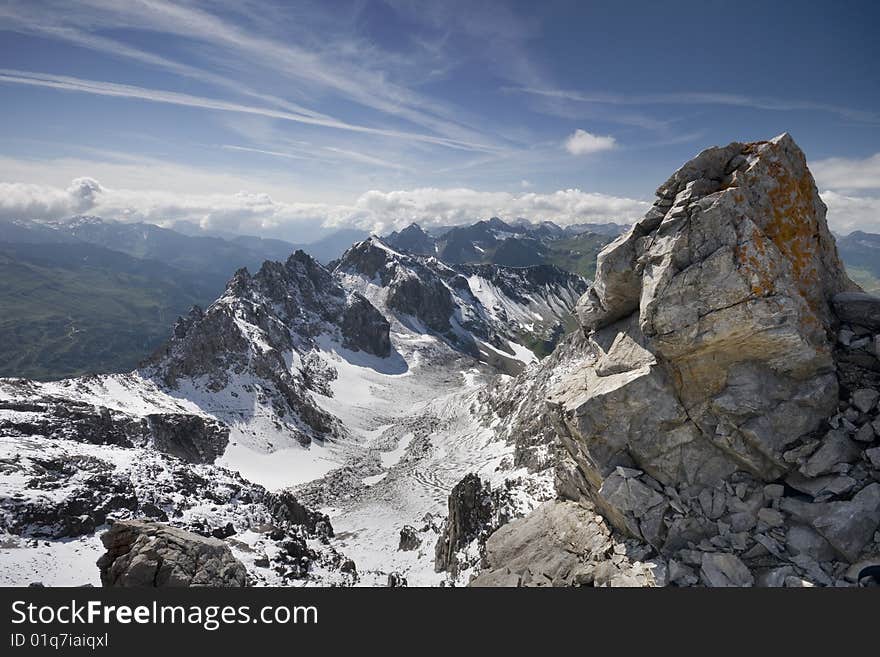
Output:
[837, 230, 880, 293]
[385, 217, 623, 278]
[0, 241, 212, 380]
[43, 216, 297, 284]
[562, 221, 629, 237]
[298, 228, 370, 264]
[0, 216, 369, 379]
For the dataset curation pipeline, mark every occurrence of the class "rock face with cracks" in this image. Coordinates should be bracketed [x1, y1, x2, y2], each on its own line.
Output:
[566, 134, 853, 494]
[463, 134, 880, 586]
[558, 135, 854, 523]
[97, 520, 248, 587]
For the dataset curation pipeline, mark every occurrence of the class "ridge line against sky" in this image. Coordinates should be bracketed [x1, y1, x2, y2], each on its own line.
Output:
[0, 0, 877, 241]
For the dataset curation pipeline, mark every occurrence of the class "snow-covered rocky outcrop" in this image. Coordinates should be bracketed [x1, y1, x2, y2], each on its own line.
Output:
[335, 236, 587, 373]
[145, 250, 391, 446]
[1, 242, 586, 586]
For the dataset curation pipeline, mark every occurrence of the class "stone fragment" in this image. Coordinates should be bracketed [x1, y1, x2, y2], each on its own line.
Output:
[757, 508, 785, 529]
[785, 473, 856, 500]
[700, 553, 754, 587]
[785, 525, 837, 562]
[668, 559, 698, 586]
[763, 484, 784, 500]
[782, 483, 880, 561]
[854, 423, 875, 443]
[799, 431, 860, 478]
[833, 292, 880, 331]
[852, 388, 880, 414]
[866, 447, 880, 469]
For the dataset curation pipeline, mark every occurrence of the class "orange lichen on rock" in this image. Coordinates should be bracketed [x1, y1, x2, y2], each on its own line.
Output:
[733, 218, 777, 298]
[761, 157, 823, 314]
[744, 226, 776, 297]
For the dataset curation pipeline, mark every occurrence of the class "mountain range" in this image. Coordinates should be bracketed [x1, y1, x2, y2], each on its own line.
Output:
[1, 211, 878, 381]
[836, 231, 880, 294]
[385, 218, 623, 275]
[0, 231, 589, 585]
[0, 134, 879, 588]
[0, 216, 366, 379]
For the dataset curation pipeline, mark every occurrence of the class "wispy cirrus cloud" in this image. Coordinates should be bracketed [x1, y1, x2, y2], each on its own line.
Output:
[512, 87, 880, 124]
[221, 143, 406, 171]
[219, 145, 311, 161]
[0, 0, 501, 148]
[0, 69, 499, 153]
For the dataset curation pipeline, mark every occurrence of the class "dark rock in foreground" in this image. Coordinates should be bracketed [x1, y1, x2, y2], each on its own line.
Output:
[97, 520, 248, 587]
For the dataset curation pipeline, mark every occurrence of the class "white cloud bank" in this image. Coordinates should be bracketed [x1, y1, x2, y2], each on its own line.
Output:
[0, 178, 649, 240]
[1, 175, 876, 241]
[819, 190, 880, 234]
[812, 153, 880, 191]
[0, 177, 104, 221]
[564, 129, 617, 155]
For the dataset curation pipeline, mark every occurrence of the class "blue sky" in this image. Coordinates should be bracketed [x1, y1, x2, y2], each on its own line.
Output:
[0, 0, 878, 241]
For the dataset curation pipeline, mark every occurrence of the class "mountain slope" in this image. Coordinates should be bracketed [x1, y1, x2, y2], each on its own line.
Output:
[0, 216, 334, 380]
[385, 219, 618, 279]
[0, 242, 215, 379]
[334, 236, 588, 371]
[838, 231, 880, 294]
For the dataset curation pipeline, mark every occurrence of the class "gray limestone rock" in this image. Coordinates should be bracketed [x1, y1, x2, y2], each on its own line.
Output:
[700, 552, 754, 587]
[852, 388, 880, 414]
[459, 134, 879, 588]
[798, 431, 861, 478]
[833, 293, 880, 331]
[547, 134, 854, 545]
[97, 520, 248, 587]
[470, 501, 658, 587]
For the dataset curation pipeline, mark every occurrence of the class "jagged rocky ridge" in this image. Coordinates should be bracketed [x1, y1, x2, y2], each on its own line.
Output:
[0, 251, 395, 585]
[1, 241, 588, 585]
[335, 236, 587, 371]
[444, 134, 880, 587]
[145, 250, 391, 445]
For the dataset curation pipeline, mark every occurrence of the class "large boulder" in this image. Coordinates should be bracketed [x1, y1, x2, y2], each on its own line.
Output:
[473, 134, 880, 586]
[561, 134, 854, 489]
[832, 293, 880, 331]
[97, 520, 248, 587]
[551, 134, 856, 524]
[470, 500, 660, 587]
[144, 413, 228, 464]
[434, 474, 495, 575]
